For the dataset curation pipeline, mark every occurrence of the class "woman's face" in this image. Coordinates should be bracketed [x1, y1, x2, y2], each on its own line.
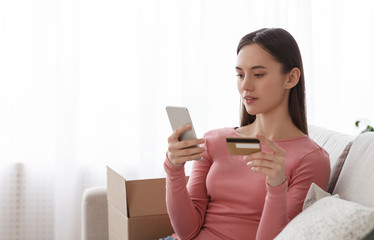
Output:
[236, 43, 290, 116]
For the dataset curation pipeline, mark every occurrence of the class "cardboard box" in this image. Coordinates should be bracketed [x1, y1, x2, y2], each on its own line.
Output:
[107, 167, 175, 240]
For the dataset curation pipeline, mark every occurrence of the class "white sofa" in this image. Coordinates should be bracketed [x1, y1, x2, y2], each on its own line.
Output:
[81, 125, 374, 240]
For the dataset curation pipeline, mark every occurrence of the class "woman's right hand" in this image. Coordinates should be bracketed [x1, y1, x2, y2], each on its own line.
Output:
[167, 124, 206, 167]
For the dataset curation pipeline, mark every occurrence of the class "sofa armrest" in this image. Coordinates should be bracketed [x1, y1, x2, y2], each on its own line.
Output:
[81, 186, 108, 240]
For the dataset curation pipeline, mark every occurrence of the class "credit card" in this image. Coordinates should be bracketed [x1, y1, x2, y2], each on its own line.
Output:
[226, 137, 261, 155]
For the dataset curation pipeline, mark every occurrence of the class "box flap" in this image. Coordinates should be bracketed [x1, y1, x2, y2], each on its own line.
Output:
[107, 166, 127, 215]
[107, 166, 188, 218]
[126, 178, 167, 217]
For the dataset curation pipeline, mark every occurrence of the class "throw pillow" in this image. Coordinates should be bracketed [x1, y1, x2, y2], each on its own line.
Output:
[275, 197, 374, 240]
[303, 183, 339, 211]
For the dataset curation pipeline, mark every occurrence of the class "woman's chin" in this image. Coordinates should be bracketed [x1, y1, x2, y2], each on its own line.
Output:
[244, 108, 258, 116]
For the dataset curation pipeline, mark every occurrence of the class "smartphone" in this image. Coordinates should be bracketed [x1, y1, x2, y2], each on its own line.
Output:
[166, 106, 198, 141]
[226, 137, 261, 155]
[166, 106, 203, 160]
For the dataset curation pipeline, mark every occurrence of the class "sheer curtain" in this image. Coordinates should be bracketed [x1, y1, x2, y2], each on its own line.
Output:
[1, 0, 373, 239]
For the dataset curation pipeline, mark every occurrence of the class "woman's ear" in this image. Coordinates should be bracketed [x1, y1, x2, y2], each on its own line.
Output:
[284, 67, 300, 89]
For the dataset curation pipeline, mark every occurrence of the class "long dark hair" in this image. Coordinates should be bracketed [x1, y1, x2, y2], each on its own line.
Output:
[237, 28, 308, 135]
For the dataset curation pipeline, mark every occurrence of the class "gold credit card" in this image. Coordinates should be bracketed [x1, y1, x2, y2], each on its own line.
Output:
[226, 137, 261, 155]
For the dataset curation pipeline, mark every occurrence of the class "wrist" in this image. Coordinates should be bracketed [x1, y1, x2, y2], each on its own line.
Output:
[165, 153, 185, 168]
[267, 176, 286, 187]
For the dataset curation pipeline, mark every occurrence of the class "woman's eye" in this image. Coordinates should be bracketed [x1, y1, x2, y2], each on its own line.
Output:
[254, 73, 264, 77]
[237, 74, 244, 78]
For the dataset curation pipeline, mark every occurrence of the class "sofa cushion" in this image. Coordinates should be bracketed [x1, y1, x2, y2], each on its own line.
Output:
[333, 132, 374, 208]
[308, 125, 354, 193]
[325, 141, 353, 193]
[275, 196, 374, 240]
[308, 125, 337, 147]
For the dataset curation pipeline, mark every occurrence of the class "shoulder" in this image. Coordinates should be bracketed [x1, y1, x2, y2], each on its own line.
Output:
[280, 136, 329, 161]
[287, 137, 331, 189]
[299, 137, 330, 164]
[287, 136, 330, 175]
[280, 136, 330, 173]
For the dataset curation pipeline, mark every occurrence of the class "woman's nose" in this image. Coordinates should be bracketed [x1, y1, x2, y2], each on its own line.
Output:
[241, 76, 254, 91]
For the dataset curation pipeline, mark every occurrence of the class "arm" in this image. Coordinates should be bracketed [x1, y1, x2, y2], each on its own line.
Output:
[164, 143, 212, 240]
[164, 125, 212, 240]
[255, 149, 330, 240]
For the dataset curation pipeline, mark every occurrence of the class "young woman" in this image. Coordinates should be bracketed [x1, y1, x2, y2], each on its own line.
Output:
[164, 28, 330, 240]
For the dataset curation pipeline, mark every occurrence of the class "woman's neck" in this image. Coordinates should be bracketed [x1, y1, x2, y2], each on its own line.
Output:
[238, 111, 305, 140]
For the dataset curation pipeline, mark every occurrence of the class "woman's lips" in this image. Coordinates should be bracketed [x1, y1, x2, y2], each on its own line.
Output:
[244, 97, 258, 104]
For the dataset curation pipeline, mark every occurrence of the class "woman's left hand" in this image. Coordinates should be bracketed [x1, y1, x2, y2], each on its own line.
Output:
[244, 134, 286, 186]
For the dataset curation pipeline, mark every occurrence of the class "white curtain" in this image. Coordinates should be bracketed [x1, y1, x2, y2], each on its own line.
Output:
[1, 0, 373, 239]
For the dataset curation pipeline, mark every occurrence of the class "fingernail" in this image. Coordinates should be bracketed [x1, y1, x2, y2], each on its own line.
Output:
[251, 167, 255, 171]
[247, 161, 252, 166]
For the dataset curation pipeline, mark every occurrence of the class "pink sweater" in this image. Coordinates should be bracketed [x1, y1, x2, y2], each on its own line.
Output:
[164, 128, 330, 240]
